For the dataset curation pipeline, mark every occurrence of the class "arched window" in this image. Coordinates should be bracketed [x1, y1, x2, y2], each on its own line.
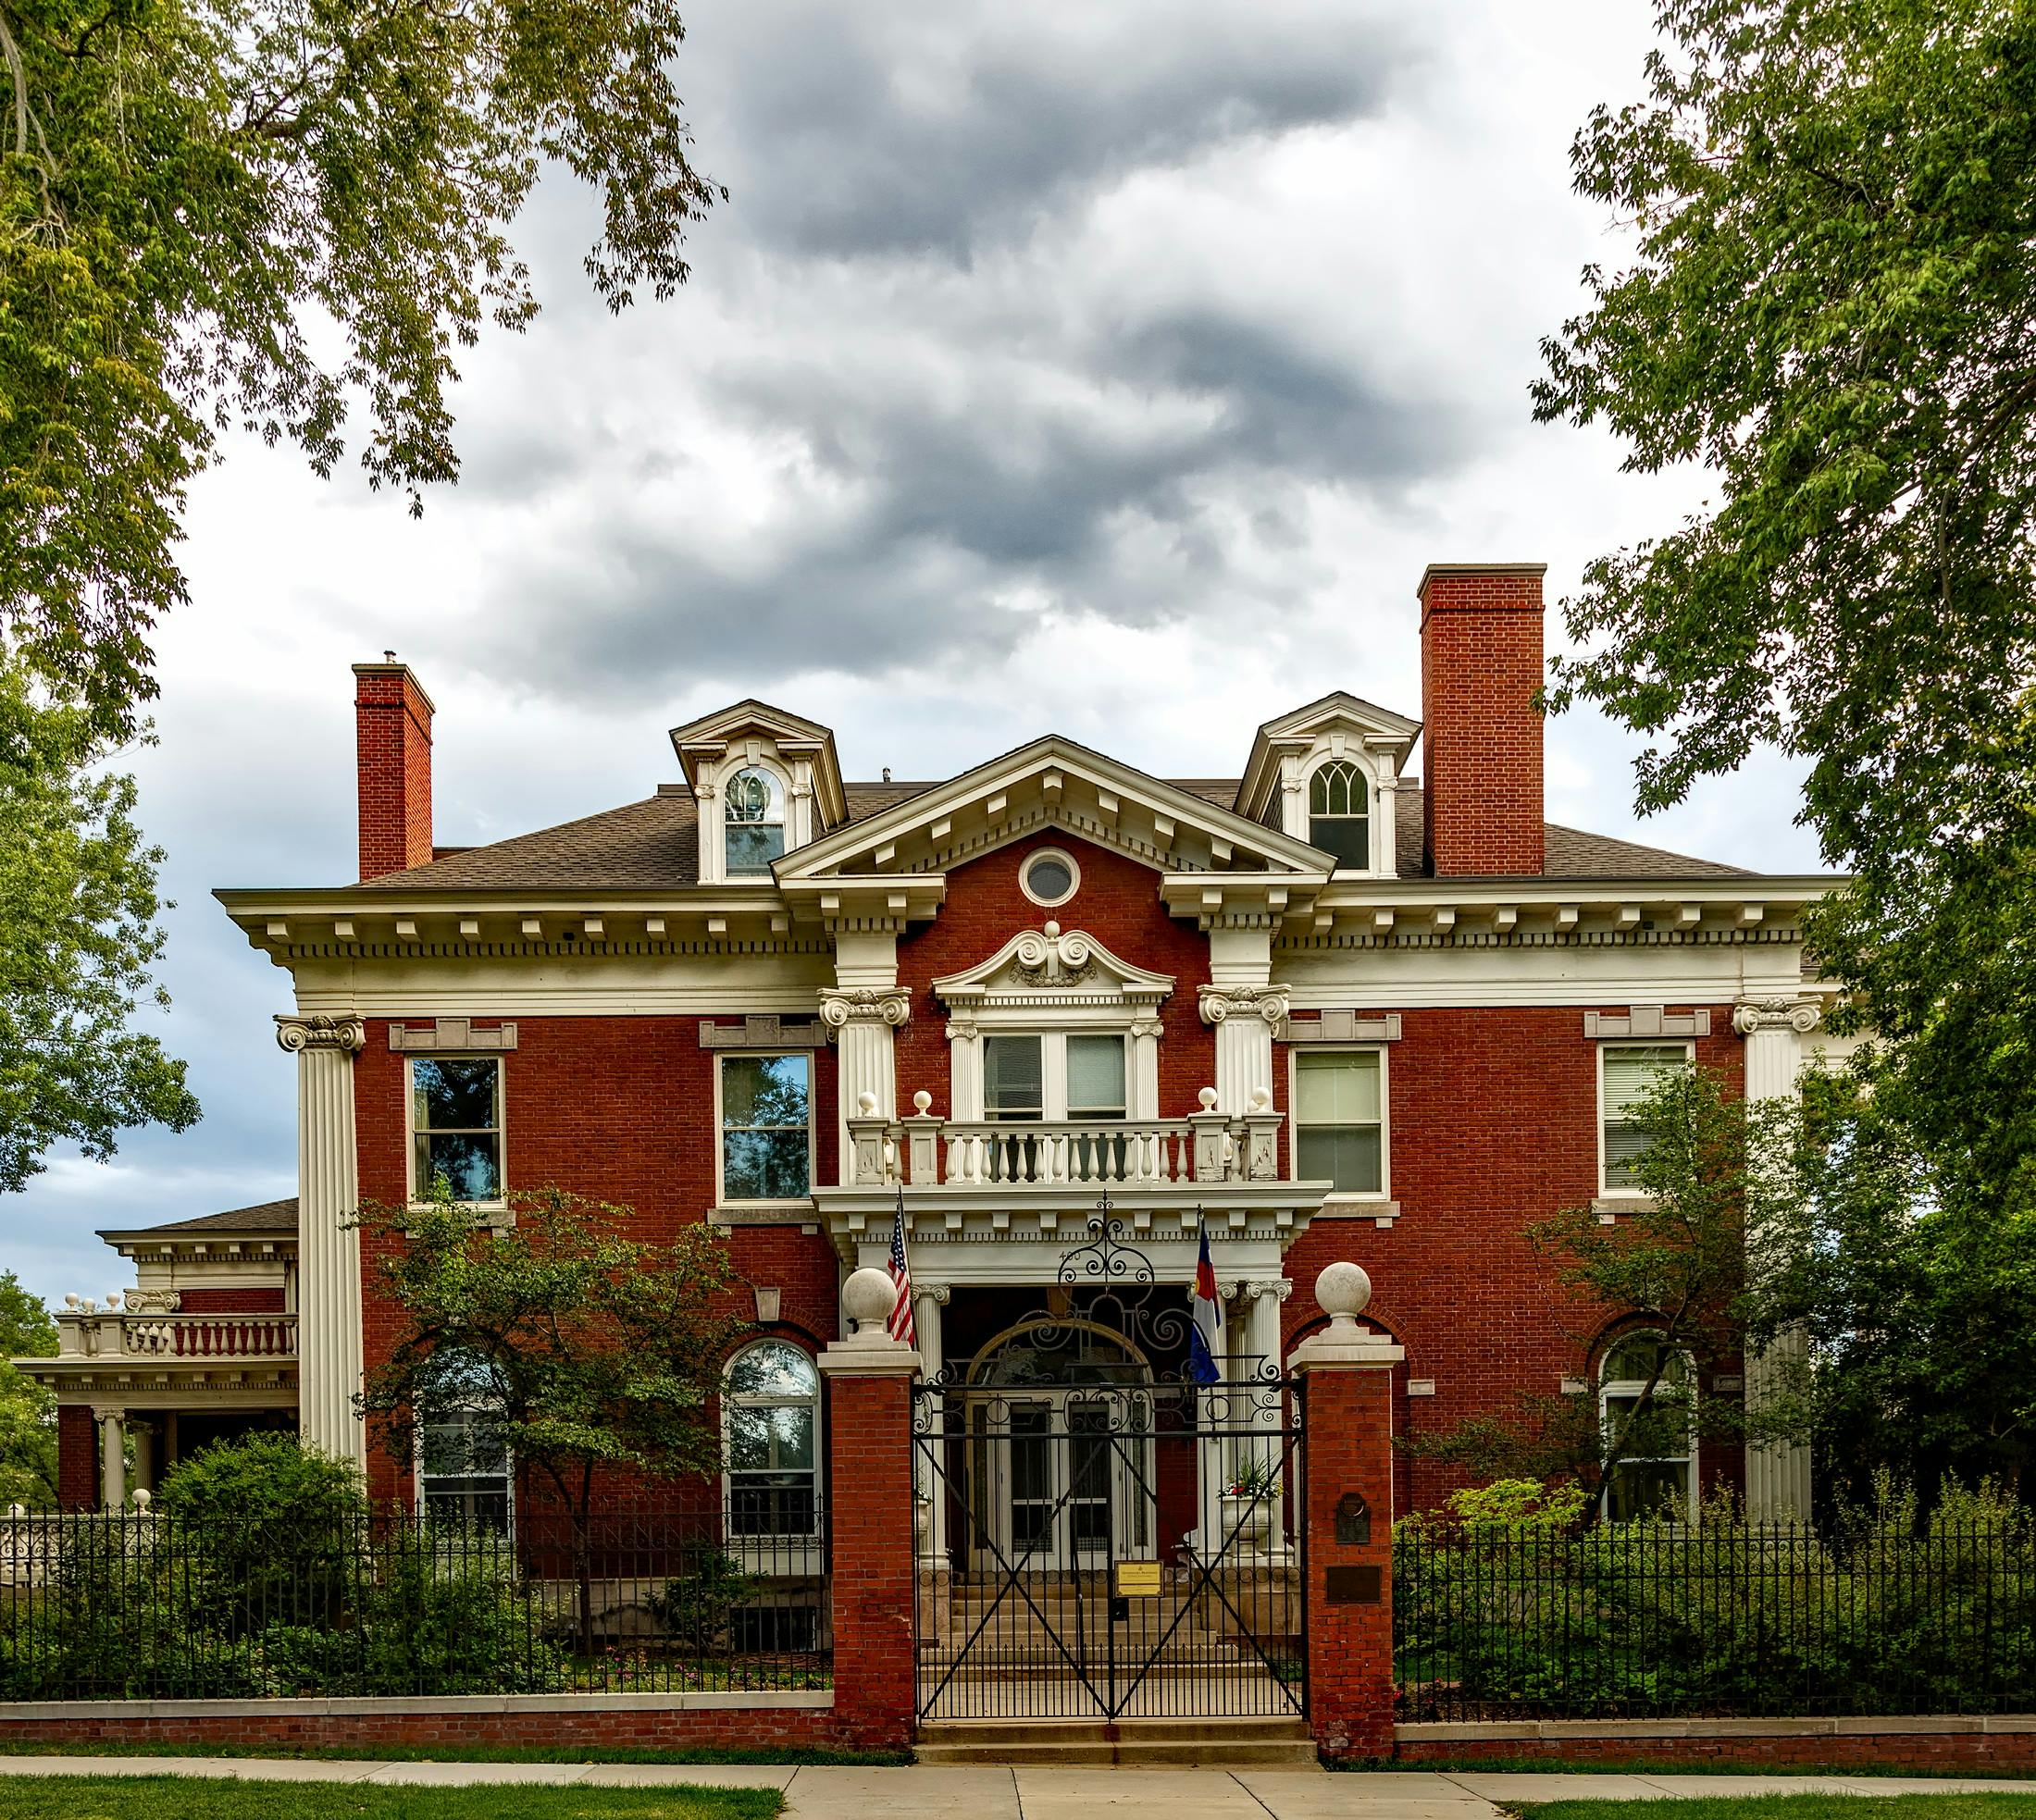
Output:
[725, 1340, 819, 1536]
[724, 766, 786, 876]
[1598, 1330, 1696, 1523]
[1309, 760, 1371, 870]
[415, 1348, 513, 1530]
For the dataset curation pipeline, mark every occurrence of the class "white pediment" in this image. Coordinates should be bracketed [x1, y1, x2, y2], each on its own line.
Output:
[1235, 691, 1421, 826]
[778, 735, 1332, 884]
[933, 922, 1174, 1014]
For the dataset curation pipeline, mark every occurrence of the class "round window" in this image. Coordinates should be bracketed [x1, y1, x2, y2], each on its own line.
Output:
[1021, 848, 1079, 908]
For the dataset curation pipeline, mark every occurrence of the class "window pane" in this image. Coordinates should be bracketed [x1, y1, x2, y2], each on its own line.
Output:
[769, 1407, 815, 1472]
[724, 1129, 810, 1199]
[1066, 1034, 1125, 1115]
[1607, 1460, 1689, 1523]
[1295, 1052, 1380, 1123]
[1025, 855, 1073, 900]
[984, 1035, 1043, 1117]
[729, 1341, 818, 1398]
[413, 1059, 497, 1131]
[726, 823, 786, 875]
[726, 1406, 772, 1472]
[418, 1132, 501, 1201]
[726, 767, 778, 822]
[1309, 814, 1371, 870]
[724, 1055, 809, 1129]
[1602, 1046, 1690, 1116]
[1297, 1124, 1382, 1194]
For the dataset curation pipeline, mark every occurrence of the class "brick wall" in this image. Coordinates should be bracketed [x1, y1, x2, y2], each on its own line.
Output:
[1419, 565, 1545, 876]
[172, 1288, 287, 1315]
[353, 1015, 841, 1503]
[354, 664, 434, 881]
[1282, 1005, 1745, 1514]
[822, 1366, 917, 1751]
[57, 1405, 95, 1511]
[1396, 1726, 2036, 1770]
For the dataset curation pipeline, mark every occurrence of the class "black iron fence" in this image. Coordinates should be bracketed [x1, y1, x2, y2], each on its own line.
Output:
[0, 1501, 829, 1700]
[1395, 1517, 2036, 1720]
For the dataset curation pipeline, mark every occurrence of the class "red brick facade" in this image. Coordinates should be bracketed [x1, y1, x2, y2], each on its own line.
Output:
[821, 1364, 919, 1752]
[56, 1405, 95, 1512]
[1419, 564, 1546, 876]
[354, 663, 435, 881]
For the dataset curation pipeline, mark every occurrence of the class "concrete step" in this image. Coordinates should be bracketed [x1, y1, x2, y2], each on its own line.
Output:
[914, 1717, 1317, 1767]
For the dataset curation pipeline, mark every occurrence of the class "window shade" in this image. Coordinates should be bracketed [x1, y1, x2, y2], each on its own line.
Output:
[1295, 1051, 1381, 1123]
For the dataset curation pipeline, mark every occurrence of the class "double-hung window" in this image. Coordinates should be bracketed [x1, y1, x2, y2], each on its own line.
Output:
[1308, 760, 1372, 870]
[982, 1034, 1125, 1179]
[721, 1054, 812, 1202]
[410, 1059, 503, 1205]
[1600, 1044, 1694, 1195]
[416, 1349, 513, 1530]
[725, 1340, 820, 1537]
[1598, 1331, 1697, 1522]
[1293, 1050, 1384, 1195]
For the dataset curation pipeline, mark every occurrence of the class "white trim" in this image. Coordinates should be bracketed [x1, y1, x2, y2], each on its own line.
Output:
[404, 1054, 509, 1218]
[977, 1030, 1134, 1122]
[721, 1337, 824, 1546]
[1018, 846, 1081, 910]
[1302, 750, 1384, 877]
[1285, 1044, 1391, 1202]
[714, 1050, 817, 1208]
[1595, 1039, 1695, 1199]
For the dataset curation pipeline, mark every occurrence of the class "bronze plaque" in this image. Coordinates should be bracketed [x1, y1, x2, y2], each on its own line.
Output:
[1324, 1564, 1383, 1605]
[1335, 1492, 1372, 1545]
[1116, 1560, 1161, 1598]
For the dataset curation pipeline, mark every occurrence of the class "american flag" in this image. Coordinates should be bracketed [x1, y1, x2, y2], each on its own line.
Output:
[887, 1195, 916, 1345]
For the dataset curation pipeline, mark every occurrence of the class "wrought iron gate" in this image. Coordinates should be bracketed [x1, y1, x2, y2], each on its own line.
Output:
[909, 1208, 1307, 1721]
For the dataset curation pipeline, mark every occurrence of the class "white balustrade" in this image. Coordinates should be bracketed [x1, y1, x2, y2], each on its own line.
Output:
[52, 1311, 298, 1361]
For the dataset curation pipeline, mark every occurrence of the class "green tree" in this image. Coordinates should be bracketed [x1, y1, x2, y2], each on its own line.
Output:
[2, 0, 721, 735]
[1409, 1065, 1772, 1515]
[1533, 0, 2036, 1497]
[0, 1270, 57, 1506]
[355, 1183, 749, 1653]
[0, 652, 198, 1191]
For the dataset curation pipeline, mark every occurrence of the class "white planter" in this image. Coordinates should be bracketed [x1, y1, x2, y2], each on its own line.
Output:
[1221, 1492, 1275, 1553]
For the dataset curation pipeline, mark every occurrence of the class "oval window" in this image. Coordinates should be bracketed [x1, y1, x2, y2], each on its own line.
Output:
[1021, 848, 1078, 907]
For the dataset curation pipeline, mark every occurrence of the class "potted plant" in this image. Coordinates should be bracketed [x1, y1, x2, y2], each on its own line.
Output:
[1220, 1459, 1281, 1552]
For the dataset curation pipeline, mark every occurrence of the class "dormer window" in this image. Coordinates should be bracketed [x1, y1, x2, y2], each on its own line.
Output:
[1309, 760, 1371, 870]
[725, 766, 785, 876]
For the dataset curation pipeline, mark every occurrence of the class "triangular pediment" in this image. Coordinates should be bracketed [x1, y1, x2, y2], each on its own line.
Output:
[777, 735, 1332, 883]
[667, 699, 846, 825]
[934, 923, 1174, 1011]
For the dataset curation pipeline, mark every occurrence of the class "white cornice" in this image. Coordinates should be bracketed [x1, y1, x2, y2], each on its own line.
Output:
[932, 923, 1175, 1010]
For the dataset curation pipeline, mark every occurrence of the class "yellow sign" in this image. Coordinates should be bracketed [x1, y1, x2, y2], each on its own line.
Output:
[1116, 1560, 1161, 1598]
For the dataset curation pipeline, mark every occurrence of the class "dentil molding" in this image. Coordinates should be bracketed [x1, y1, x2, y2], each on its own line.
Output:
[1198, 984, 1291, 1027]
[1732, 998, 1820, 1036]
[818, 986, 912, 1029]
[275, 1013, 366, 1054]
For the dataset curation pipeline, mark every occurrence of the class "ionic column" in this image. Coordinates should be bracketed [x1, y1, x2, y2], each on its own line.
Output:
[279, 1014, 367, 1468]
[1734, 997, 1819, 1522]
[1238, 1279, 1293, 1558]
[1200, 985, 1286, 1118]
[94, 1407, 126, 1511]
[130, 1419, 156, 1499]
[821, 988, 910, 1187]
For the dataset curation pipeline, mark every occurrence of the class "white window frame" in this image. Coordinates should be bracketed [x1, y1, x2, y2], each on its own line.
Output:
[405, 1055, 509, 1214]
[722, 761, 789, 882]
[1019, 846, 1082, 909]
[978, 1030, 1132, 1122]
[412, 1359, 515, 1527]
[715, 1050, 816, 1207]
[1305, 757, 1373, 874]
[722, 1338, 824, 1545]
[1286, 1045, 1390, 1202]
[1596, 1040, 1695, 1199]
[1596, 1329, 1699, 1524]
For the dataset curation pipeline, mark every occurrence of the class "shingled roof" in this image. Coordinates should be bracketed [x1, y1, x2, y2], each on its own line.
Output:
[345, 775, 1748, 893]
[105, 1197, 300, 1240]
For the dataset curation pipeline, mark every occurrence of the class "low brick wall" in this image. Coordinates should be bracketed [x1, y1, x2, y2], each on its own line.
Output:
[1397, 1715, 2036, 1770]
[0, 1690, 907, 1755]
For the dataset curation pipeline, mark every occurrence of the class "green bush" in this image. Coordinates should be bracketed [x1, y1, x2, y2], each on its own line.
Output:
[1394, 1479, 2036, 1718]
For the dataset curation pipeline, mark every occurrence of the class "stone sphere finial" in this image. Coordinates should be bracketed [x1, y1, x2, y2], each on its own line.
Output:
[856, 1090, 878, 1116]
[841, 1267, 898, 1333]
[912, 1089, 932, 1114]
[131, 1488, 151, 1512]
[1043, 920, 1061, 938]
[1249, 1085, 1272, 1111]
[1198, 1086, 1219, 1111]
[1315, 1261, 1372, 1329]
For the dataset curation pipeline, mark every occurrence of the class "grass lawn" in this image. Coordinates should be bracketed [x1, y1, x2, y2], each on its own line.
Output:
[0, 1777, 779, 1820]
[1521, 1800, 2036, 1820]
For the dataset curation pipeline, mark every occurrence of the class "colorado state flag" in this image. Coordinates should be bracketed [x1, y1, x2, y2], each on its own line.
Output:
[1189, 1213, 1222, 1384]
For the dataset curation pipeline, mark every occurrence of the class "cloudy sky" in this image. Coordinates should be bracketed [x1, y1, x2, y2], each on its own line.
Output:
[7, 0, 1825, 1306]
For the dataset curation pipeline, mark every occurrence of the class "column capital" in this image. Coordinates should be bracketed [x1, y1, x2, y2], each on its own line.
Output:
[913, 1284, 951, 1307]
[818, 986, 912, 1030]
[1230, 1278, 1293, 1306]
[1732, 997, 1819, 1036]
[1199, 984, 1290, 1027]
[276, 1013, 366, 1054]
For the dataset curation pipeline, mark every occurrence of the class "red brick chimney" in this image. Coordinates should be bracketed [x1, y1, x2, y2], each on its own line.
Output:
[1417, 563, 1547, 877]
[353, 660, 435, 881]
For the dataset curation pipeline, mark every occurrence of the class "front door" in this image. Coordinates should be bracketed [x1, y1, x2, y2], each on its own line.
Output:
[984, 1390, 1154, 1570]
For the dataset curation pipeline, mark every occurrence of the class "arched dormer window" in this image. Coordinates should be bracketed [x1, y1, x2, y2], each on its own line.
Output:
[1598, 1330, 1697, 1523]
[1309, 760, 1371, 871]
[725, 1339, 819, 1537]
[725, 766, 786, 876]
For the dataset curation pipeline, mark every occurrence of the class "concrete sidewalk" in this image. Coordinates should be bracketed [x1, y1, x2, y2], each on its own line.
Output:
[0, 1759, 2032, 1815]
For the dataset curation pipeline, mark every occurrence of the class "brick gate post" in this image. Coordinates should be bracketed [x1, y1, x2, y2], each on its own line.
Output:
[818, 1267, 923, 1752]
[1290, 1261, 1404, 1762]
